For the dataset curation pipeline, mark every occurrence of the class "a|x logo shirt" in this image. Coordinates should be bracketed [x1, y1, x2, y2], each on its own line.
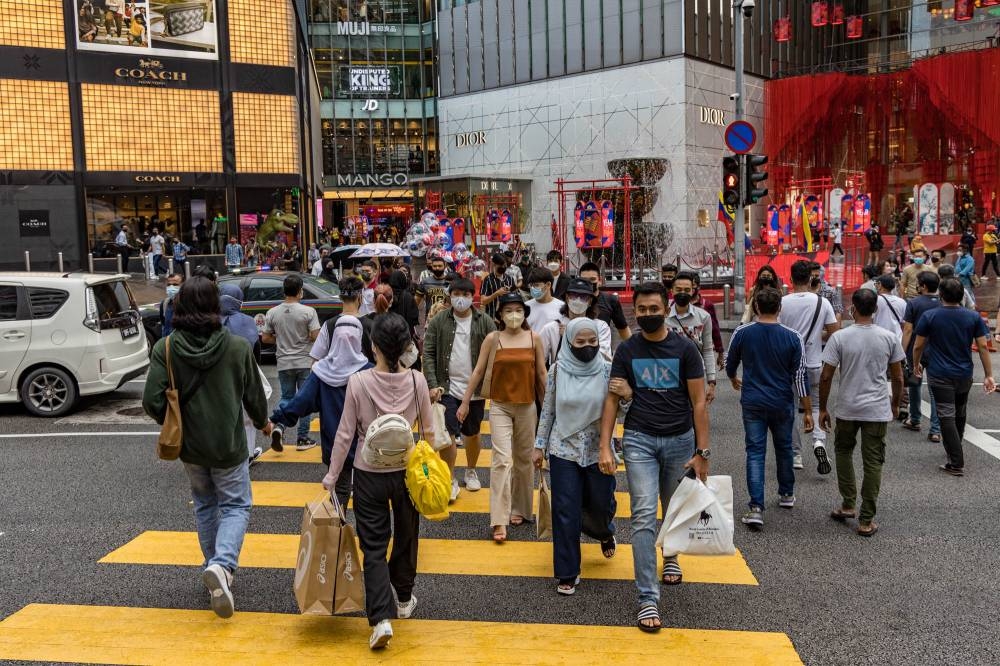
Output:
[611, 330, 705, 437]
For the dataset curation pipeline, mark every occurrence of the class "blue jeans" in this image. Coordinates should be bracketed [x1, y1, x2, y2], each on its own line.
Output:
[184, 462, 252, 573]
[622, 428, 696, 607]
[277, 368, 314, 440]
[741, 403, 796, 509]
[549, 455, 617, 582]
[907, 374, 940, 435]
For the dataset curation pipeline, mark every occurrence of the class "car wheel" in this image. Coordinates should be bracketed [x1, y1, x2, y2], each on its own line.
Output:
[145, 328, 157, 357]
[20, 367, 78, 417]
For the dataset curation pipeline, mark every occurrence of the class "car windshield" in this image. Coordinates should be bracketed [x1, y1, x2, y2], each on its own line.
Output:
[306, 276, 340, 297]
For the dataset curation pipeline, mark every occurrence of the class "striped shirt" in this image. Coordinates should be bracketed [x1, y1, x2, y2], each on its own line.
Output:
[725, 321, 808, 408]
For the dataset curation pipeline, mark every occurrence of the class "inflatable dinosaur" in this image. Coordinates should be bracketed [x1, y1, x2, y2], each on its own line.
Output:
[257, 209, 298, 252]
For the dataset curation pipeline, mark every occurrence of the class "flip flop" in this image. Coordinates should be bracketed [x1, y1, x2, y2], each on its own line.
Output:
[857, 522, 879, 537]
[492, 526, 507, 543]
[601, 536, 616, 559]
[830, 507, 857, 522]
[661, 558, 682, 585]
[509, 515, 526, 526]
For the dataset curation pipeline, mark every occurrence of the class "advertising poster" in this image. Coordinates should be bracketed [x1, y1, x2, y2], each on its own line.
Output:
[337, 65, 401, 96]
[19, 210, 51, 238]
[74, 0, 219, 60]
[938, 183, 955, 234]
[918, 183, 939, 234]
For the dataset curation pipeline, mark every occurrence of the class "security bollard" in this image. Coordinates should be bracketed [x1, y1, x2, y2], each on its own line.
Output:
[88, 253, 95, 273]
[117, 253, 123, 274]
[723, 284, 731, 320]
[184, 262, 192, 279]
[58, 252, 64, 273]
[24, 251, 30, 271]
[168, 257, 174, 275]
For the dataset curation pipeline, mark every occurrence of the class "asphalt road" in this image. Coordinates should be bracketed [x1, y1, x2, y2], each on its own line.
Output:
[1, 354, 1000, 664]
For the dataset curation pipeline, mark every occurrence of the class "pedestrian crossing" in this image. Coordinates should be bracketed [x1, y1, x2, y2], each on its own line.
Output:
[0, 414, 803, 664]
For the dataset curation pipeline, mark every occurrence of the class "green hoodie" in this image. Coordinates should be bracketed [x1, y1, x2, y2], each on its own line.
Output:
[143, 328, 268, 469]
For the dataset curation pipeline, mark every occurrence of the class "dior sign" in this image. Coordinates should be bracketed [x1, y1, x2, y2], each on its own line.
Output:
[699, 106, 726, 126]
[455, 131, 487, 147]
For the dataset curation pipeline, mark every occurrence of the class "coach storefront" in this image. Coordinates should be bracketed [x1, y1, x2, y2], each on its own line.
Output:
[0, 0, 320, 271]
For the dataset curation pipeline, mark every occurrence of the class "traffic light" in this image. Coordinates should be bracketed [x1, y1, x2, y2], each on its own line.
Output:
[722, 155, 741, 207]
[745, 154, 769, 204]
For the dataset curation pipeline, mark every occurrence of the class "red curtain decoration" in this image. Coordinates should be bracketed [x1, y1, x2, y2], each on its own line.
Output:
[774, 16, 791, 42]
[955, 0, 974, 21]
[846, 15, 863, 38]
[831, 2, 844, 24]
[811, 1, 829, 26]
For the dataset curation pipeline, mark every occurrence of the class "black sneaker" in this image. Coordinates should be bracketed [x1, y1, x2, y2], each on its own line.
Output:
[939, 464, 964, 477]
[269, 425, 284, 452]
[296, 437, 318, 452]
[814, 444, 832, 475]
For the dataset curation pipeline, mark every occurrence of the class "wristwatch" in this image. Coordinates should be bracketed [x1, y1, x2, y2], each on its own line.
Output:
[695, 448, 711, 459]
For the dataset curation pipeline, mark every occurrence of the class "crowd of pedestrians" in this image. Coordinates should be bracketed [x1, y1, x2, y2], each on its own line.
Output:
[142, 242, 997, 650]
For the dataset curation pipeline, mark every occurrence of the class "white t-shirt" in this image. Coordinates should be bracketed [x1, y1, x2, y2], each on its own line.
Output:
[779, 292, 837, 368]
[448, 316, 473, 398]
[831, 225, 843, 243]
[526, 297, 564, 333]
[822, 324, 905, 422]
[873, 293, 906, 339]
[149, 234, 165, 256]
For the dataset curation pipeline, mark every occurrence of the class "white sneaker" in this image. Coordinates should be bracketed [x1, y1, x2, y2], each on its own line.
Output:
[396, 593, 417, 619]
[202, 564, 234, 618]
[249, 447, 263, 466]
[464, 468, 481, 492]
[369, 619, 393, 649]
[449, 478, 460, 503]
[792, 454, 804, 470]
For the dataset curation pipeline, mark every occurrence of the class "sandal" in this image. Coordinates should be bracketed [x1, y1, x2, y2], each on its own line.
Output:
[928, 433, 942, 443]
[661, 557, 682, 585]
[509, 515, 526, 526]
[830, 507, 857, 522]
[556, 576, 580, 596]
[492, 526, 507, 543]
[857, 521, 879, 537]
[601, 536, 617, 559]
[637, 605, 662, 633]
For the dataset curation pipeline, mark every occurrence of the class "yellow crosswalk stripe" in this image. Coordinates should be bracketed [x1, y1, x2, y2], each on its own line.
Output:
[0, 604, 802, 665]
[250, 481, 654, 519]
[100, 531, 758, 585]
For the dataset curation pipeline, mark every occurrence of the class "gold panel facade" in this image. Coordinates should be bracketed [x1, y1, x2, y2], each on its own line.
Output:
[0, 80, 73, 171]
[233, 93, 300, 174]
[0, 0, 64, 49]
[81, 84, 222, 173]
[228, 0, 295, 67]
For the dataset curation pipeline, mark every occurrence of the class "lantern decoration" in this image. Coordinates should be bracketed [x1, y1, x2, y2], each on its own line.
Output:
[846, 15, 863, 39]
[954, 0, 973, 21]
[774, 16, 792, 42]
[811, 1, 829, 26]
[831, 2, 844, 24]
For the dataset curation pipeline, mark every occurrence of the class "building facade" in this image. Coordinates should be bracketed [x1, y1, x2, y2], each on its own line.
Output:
[308, 0, 438, 237]
[0, 0, 319, 272]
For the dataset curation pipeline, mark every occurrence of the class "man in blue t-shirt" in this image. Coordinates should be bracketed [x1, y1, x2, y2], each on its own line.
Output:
[901, 271, 942, 440]
[726, 286, 812, 529]
[598, 282, 708, 634]
[912, 277, 996, 476]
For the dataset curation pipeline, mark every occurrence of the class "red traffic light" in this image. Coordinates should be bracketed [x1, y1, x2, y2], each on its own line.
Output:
[724, 174, 739, 188]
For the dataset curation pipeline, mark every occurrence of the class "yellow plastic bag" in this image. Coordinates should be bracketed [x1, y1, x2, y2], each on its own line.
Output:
[405, 440, 451, 519]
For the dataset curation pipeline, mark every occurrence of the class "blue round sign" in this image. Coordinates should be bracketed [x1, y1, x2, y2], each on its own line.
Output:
[725, 121, 757, 154]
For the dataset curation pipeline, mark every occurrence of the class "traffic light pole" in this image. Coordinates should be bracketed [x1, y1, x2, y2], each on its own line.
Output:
[733, 0, 747, 315]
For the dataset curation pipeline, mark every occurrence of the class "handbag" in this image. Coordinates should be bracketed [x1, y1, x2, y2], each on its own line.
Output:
[157, 336, 183, 461]
[477, 334, 499, 399]
[160, 1, 208, 36]
[536, 472, 552, 539]
[358, 370, 417, 469]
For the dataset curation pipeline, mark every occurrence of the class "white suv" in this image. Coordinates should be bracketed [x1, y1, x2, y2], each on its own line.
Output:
[0, 273, 149, 417]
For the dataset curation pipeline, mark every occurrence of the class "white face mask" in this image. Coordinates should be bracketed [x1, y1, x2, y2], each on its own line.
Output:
[503, 311, 525, 329]
[567, 296, 590, 315]
[547, 262, 560, 273]
[451, 296, 472, 313]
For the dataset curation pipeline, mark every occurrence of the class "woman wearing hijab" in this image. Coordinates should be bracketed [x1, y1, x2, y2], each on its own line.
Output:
[532, 318, 617, 596]
[268, 315, 372, 507]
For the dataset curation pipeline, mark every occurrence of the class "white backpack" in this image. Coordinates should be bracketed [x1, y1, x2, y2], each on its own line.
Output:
[359, 370, 417, 469]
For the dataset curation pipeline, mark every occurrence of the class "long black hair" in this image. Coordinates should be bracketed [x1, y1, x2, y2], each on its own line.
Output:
[370, 312, 410, 372]
[172, 276, 221, 336]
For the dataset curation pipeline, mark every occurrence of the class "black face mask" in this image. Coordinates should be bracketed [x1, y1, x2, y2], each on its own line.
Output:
[673, 293, 692, 307]
[432, 269, 445, 277]
[662, 279, 674, 291]
[757, 278, 777, 289]
[570, 344, 599, 363]
[636, 314, 665, 334]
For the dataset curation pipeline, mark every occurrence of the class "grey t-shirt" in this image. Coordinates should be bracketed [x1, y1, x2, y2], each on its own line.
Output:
[821, 324, 904, 422]
[263, 301, 320, 371]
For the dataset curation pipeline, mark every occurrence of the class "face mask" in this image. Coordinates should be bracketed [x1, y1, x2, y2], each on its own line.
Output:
[432, 269, 445, 277]
[165, 285, 180, 298]
[529, 286, 544, 300]
[451, 296, 472, 313]
[673, 292, 692, 307]
[913, 258, 925, 266]
[636, 314, 665, 334]
[931, 256, 941, 263]
[567, 297, 590, 315]
[570, 344, 599, 363]
[503, 311, 524, 329]
[662, 279, 674, 291]
[547, 262, 560, 273]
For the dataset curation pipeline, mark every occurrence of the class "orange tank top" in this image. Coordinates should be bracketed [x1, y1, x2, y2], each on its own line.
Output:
[490, 337, 536, 404]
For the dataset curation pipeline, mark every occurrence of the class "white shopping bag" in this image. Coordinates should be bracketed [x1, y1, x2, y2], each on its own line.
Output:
[655, 475, 735, 557]
[431, 402, 452, 451]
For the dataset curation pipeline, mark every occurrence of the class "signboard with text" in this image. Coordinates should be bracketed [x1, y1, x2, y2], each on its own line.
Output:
[337, 66, 401, 96]
[73, 0, 219, 61]
[19, 210, 50, 237]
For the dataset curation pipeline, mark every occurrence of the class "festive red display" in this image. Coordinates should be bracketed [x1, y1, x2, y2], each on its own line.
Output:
[811, 1, 829, 26]
[773, 16, 792, 42]
[831, 2, 844, 24]
[846, 15, 863, 38]
[955, 0, 974, 21]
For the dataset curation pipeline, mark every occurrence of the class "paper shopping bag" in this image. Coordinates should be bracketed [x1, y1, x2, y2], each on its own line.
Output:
[536, 473, 553, 539]
[431, 402, 451, 451]
[655, 476, 735, 557]
[293, 494, 340, 615]
[332, 511, 365, 615]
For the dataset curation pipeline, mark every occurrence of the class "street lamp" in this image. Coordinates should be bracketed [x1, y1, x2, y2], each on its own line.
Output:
[732, 0, 754, 315]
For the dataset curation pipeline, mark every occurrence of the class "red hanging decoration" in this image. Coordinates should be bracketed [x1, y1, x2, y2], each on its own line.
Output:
[811, 1, 829, 27]
[831, 2, 844, 24]
[955, 0, 974, 21]
[846, 15, 863, 39]
[982, 0, 999, 7]
[774, 16, 792, 42]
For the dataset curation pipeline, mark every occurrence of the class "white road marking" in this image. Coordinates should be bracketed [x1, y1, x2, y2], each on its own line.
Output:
[922, 400, 1000, 461]
[0, 432, 158, 439]
[980, 429, 1000, 434]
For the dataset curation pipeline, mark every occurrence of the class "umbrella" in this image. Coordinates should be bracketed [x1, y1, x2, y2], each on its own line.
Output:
[328, 245, 362, 264]
[350, 243, 409, 259]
